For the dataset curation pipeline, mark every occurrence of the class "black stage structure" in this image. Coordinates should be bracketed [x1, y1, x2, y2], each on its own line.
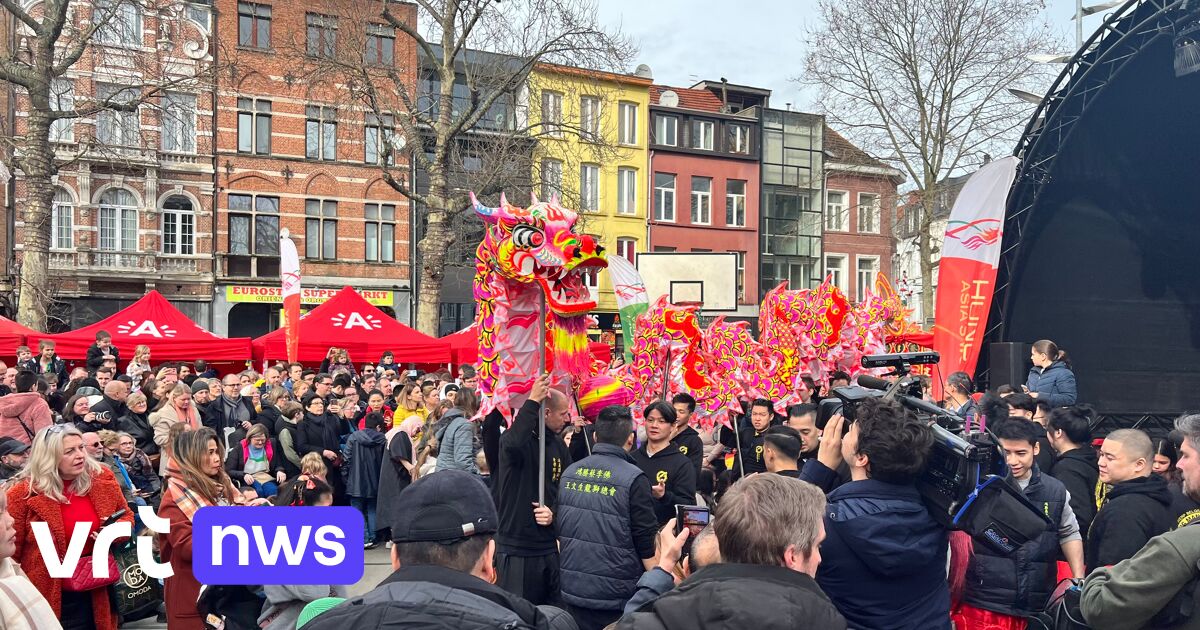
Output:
[982, 0, 1200, 436]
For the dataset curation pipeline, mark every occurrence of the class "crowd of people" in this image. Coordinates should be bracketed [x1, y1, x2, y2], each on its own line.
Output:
[0, 333, 1197, 630]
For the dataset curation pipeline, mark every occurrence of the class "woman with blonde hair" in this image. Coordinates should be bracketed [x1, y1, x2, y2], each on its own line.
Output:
[125, 345, 152, 387]
[151, 382, 202, 477]
[159, 428, 255, 628]
[5, 424, 133, 630]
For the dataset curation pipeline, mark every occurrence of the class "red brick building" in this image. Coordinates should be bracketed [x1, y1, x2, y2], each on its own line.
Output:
[211, 0, 418, 338]
[647, 85, 761, 315]
[821, 126, 904, 302]
[5, 3, 219, 329]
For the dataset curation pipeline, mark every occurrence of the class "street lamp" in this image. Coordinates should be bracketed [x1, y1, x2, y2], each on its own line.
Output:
[1071, 0, 1124, 49]
[1007, 88, 1046, 105]
[1027, 53, 1073, 64]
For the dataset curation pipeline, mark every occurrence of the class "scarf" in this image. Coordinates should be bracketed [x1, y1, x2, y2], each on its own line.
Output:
[0, 558, 59, 630]
[163, 461, 236, 522]
[222, 395, 250, 425]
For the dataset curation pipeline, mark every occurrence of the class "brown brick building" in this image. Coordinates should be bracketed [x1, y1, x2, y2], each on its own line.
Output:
[821, 126, 904, 302]
[211, 0, 418, 338]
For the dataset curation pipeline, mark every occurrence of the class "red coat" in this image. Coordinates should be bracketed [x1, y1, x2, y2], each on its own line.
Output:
[5, 467, 133, 630]
[157, 488, 205, 630]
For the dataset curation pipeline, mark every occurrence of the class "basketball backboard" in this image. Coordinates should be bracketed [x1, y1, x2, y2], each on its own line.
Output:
[635, 252, 740, 312]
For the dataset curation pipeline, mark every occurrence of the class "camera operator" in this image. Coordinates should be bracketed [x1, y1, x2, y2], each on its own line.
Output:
[1081, 413, 1200, 629]
[956, 419, 1085, 629]
[814, 397, 951, 630]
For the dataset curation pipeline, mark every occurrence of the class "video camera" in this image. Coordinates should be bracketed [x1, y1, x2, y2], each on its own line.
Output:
[816, 352, 1052, 556]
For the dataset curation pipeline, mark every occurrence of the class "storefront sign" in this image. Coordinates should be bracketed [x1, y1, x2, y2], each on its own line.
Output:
[226, 286, 394, 306]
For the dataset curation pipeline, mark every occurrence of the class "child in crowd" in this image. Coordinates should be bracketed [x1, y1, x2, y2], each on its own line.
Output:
[126, 345, 153, 387]
[344, 413, 387, 549]
[300, 452, 328, 482]
[14, 345, 35, 373]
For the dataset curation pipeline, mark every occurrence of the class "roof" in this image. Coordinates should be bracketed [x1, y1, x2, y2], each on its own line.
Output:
[690, 80, 772, 96]
[252, 287, 450, 364]
[823, 125, 888, 168]
[534, 62, 653, 87]
[27, 291, 252, 361]
[650, 85, 725, 112]
[0, 315, 37, 351]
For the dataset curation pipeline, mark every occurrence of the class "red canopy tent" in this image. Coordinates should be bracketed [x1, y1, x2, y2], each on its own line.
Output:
[0, 315, 38, 354]
[440, 325, 613, 368]
[253, 287, 451, 365]
[26, 291, 253, 361]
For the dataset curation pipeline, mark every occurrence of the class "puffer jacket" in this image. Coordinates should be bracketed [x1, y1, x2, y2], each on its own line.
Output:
[302, 564, 574, 630]
[817, 479, 950, 630]
[1026, 361, 1077, 407]
[434, 409, 478, 474]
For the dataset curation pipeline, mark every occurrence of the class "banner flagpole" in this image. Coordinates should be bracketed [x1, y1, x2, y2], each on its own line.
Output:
[538, 291, 547, 507]
[279, 229, 301, 364]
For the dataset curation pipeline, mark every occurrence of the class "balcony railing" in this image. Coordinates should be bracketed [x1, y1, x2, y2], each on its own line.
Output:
[48, 250, 209, 275]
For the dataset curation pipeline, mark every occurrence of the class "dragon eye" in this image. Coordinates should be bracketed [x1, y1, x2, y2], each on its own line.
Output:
[512, 224, 544, 249]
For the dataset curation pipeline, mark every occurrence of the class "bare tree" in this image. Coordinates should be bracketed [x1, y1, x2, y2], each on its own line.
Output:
[0, 0, 210, 329]
[803, 0, 1060, 320]
[290, 0, 634, 335]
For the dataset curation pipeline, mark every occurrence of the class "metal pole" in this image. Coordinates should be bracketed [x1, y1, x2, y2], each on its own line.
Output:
[1077, 0, 1083, 49]
[732, 418, 746, 479]
[537, 292, 547, 506]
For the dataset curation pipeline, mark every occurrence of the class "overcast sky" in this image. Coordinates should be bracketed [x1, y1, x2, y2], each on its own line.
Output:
[597, 0, 1104, 114]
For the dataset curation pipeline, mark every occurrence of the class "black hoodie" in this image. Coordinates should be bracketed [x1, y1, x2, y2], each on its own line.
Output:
[1086, 473, 1173, 569]
[670, 425, 704, 476]
[1050, 446, 1099, 541]
[631, 442, 697, 525]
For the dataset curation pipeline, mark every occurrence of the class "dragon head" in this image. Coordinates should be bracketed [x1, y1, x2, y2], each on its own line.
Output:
[473, 191, 608, 316]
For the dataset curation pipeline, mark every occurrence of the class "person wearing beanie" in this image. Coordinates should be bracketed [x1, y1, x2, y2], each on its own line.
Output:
[296, 597, 346, 628]
[303, 470, 576, 630]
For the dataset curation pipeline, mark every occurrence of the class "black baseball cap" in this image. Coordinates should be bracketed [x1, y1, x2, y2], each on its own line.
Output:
[0, 437, 30, 457]
[391, 470, 497, 544]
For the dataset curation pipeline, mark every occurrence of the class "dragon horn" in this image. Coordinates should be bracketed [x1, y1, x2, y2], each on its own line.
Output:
[470, 191, 497, 222]
[499, 191, 508, 208]
[531, 191, 540, 205]
[550, 192, 560, 206]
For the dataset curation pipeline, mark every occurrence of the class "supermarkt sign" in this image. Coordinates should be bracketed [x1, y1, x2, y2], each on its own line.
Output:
[226, 286, 393, 306]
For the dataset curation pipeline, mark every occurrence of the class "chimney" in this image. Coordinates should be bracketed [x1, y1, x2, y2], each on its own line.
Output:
[720, 77, 730, 113]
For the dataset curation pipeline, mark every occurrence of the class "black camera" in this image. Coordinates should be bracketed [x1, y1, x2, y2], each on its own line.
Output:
[815, 352, 1051, 556]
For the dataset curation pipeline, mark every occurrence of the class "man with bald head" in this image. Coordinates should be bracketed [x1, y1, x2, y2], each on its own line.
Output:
[494, 373, 573, 606]
[1087, 428, 1173, 568]
[79, 379, 129, 433]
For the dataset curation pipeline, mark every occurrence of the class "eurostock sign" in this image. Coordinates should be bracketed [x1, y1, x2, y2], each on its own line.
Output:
[35, 506, 364, 585]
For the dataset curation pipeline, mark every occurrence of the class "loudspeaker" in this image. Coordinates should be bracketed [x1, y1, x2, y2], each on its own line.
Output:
[989, 342, 1028, 391]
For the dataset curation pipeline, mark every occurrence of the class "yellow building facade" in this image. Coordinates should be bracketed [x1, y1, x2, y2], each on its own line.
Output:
[529, 63, 651, 314]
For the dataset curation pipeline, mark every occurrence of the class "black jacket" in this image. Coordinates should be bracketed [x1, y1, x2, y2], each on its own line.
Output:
[295, 412, 343, 468]
[204, 395, 258, 446]
[619, 563, 846, 630]
[85, 343, 118, 372]
[1049, 446, 1098, 540]
[630, 444, 697, 525]
[718, 422, 778, 478]
[303, 564, 573, 630]
[1086, 474, 1173, 569]
[669, 426, 704, 477]
[256, 402, 282, 438]
[80, 394, 127, 433]
[344, 428, 387, 499]
[1169, 476, 1200, 529]
[116, 409, 157, 455]
[494, 400, 572, 555]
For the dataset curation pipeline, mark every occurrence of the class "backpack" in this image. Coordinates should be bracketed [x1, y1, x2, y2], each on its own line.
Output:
[1029, 579, 1089, 630]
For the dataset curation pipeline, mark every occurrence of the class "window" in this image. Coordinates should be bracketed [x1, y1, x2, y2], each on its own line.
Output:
[653, 246, 676, 252]
[725, 180, 746, 227]
[826, 191, 848, 231]
[365, 203, 395, 263]
[580, 96, 600, 141]
[52, 188, 73, 250]
[617, 167, 637, 216]
[728, 124, 751, 154]
[825, 254, 848, 292]
[305, 105, 337, 161]
[691, 120, 714, 150]
[858, 193, 880, 233]
[95, 0, 141, 46]
[579, 164, 599, 212]
[618, 102, 637, 145]
[654, 173, 675, 222]
[49, 80, 73, 143]
[364, 113, 394, 165]
[541, 91, 562, 137]
[306, 13, 337, 58]
[237, 2, 271, 49]
[96, 84, 139, 147]
[857, 257, 878, 301]
[365, 24, 394, 66]
[237, 98, 271, 154]
[690, 177, 712, 225]
[161, 195, 195, 255]
[161, 92, 196, 153]
[541, 159, 563, 198]
[228, 193, 280, 256]
[733, 251, 746, 301]
[98, 188, 138, 252]
[305, 200, 337, 260]
[616, 238, 636, 264]
[654, 115, 677, 146]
